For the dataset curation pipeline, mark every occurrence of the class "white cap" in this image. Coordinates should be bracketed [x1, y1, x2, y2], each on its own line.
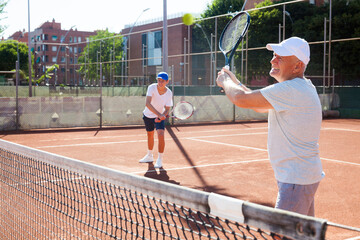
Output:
[266, 37, 310, 65]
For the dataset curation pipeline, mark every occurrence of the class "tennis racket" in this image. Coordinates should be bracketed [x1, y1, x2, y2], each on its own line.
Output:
[169, 101, 194, 120]
[219, 11, 250, 92]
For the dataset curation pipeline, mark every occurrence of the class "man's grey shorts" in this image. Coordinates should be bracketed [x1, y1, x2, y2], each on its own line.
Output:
[275, 181, 320, 216]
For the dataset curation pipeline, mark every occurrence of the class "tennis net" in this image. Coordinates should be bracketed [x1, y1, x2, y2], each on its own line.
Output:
[0, 139, 327, 240]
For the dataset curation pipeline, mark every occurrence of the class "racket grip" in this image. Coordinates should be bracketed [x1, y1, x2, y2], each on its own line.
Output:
[220, 65, 230, 92]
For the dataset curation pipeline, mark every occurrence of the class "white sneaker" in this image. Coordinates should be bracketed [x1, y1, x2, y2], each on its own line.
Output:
[154, 158, 162, 168]
[139, 154, 153, 163]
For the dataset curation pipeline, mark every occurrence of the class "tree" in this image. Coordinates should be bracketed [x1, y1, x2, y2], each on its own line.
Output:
[78, 29, 124, 86]
[197, 0, 360, 85]
[35, 64, 58, 85]
[0, 40, 29, 73]
[0, 0, 8, 36]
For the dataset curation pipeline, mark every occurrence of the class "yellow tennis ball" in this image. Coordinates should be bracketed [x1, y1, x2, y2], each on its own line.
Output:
[182, 13, 194, 26]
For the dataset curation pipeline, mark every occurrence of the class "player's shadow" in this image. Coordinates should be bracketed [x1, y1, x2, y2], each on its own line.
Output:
[144, 163, 180, 185]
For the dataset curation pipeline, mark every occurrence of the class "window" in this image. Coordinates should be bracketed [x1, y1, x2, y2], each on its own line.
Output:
[60, 46, 65, 52]
[74, 47, 77, 54]
[78, 37, 81, 42]
[69, 47, 73, 53]
[147, 31, 162, 66]
[69, 37, 72, 43]
[154, 31, 162, 48]
[61, 57, 65, 63]
[61, 36, 65, 43]
[52, 57, 57, 62]
[52, 35, 58, 41]
[61, 68, 65, 73]
[52, 46, 57, 52]
[78, 47, 81, 53]
[43, 34, 48, 40]
[45, 55, 49, 62]
[74, 37, 77, 43]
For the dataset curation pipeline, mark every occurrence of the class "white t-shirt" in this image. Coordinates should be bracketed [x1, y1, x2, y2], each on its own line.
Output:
[143, 83, 173, 118]
[260, 78, 324, 185]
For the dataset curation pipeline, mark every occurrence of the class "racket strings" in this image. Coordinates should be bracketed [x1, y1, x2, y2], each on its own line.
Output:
[173, 102, 193, 120]
[220, 14, 248, 52]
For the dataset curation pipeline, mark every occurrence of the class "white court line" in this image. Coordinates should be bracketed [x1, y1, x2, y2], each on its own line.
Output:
[322, 127, 360, 133]
[345, 236, 360, 240]
[187, 131, 268, 139]
[37, 131, 268, 149]
[38, 139, 147, 148]
[39, 127, 269, 142]
[39, 133, 145, 142]
[188, 138, 268, 152]
[131, 158, 269, 174]
[321, 157, 360, 167]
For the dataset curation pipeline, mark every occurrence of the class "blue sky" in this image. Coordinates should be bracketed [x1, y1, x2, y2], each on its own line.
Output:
[2, 0, 212, 38]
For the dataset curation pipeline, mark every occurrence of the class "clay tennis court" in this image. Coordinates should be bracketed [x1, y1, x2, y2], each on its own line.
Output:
[1, 118, 359, 239]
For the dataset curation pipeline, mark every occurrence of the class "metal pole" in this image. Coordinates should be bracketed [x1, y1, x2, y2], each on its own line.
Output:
[327, 0, 332, 89]
[323, 17, 327, 95]
[99, 63, 103, 128]
[163, 0, 168, 72]
[187, 26, 190, 85]
[27, 0, 32, 97]
[183, 38, 186, 87]
[16, 61, 19, 130]
[245, 31, 249, 85]
[128, 8, 150, 85]
[279, 24, 281, 43]
[283, 5, 286, 40]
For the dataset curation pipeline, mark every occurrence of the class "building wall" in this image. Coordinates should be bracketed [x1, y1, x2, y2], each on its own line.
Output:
[27, 19, 96, 86]
[122, 17, 191, 86]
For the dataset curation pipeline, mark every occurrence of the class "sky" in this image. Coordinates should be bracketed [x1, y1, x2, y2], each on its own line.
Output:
[1, 0, 213, 38]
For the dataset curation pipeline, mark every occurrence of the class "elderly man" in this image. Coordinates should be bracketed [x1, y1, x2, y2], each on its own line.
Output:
[216, 37, 324, 216]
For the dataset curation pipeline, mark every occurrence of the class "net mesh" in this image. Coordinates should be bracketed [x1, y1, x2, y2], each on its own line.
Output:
[220, 12, 249, 53]
[0, 140, 328, 239]
[173, 102, 194, 120]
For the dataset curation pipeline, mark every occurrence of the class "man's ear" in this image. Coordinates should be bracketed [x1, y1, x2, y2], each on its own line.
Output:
[293, 61, 304, 73]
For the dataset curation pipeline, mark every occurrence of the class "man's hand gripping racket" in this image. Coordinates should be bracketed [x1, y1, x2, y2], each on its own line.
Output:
[218, 11, 250, 93]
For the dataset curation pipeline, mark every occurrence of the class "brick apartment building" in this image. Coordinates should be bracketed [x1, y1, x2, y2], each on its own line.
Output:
[9, 19, 96, 86]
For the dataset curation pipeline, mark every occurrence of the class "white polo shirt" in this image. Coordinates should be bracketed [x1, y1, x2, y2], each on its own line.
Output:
[260, 78, 325, 185]
[143, 83, 173, 118]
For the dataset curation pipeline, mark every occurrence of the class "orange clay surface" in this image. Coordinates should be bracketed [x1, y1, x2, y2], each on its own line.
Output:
[1, 119, 359, 240]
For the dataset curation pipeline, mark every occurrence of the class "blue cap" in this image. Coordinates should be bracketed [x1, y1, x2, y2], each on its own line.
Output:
[157, 72, 169, 81]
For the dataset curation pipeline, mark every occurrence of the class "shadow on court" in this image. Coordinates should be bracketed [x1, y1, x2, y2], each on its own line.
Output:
[144, 163, 181, 185]
[163, 126, 242, 199]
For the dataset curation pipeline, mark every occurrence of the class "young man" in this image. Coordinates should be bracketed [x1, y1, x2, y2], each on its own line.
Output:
[216, 37, 324, 216]
[139, 72, 173, 168]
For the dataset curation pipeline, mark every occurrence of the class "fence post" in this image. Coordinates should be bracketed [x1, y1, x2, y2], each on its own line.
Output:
[16, 61, 19, 130]
[100, 63, 103, 128]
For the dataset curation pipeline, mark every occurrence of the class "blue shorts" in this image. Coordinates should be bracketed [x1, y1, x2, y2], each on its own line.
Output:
[143, 115, 165, 131]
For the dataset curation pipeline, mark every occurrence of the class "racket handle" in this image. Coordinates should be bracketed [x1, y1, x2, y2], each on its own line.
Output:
[220, 65, 230, 92]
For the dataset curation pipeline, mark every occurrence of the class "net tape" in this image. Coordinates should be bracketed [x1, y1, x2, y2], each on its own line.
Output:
[0, 139, 328, 239]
